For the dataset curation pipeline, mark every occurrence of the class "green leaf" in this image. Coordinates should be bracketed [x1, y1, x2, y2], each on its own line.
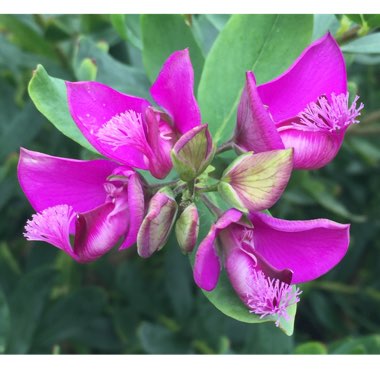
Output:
[141, 14, 204, 90]
[198, 14, 313, 144]
[294, 341, 328, 354]
[6, 267, 56, 354]
[33, 287, 111, 349]
[163, 235, 193, 320]
[342, 33, 380, 54]
[0, 289, 10, 354]
[138, 322, 189, 354]
[330, 335, 380, 354]
[0, 15, 57, 58]
[189, 202, 297, 336]
[110, 14, 127, 40]
[28, 64, 97, 153]
[73, 37, 150, 98]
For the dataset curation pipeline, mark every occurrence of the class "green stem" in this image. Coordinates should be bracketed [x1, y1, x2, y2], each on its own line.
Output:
[216, 140, 234, 155]
[311, 280, 380, 302]
[197, 183, 219, 193]
[200, 194, 223, 217]
[148, 179, 180, 192]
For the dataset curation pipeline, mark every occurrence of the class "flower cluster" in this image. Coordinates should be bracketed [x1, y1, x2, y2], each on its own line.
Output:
[19, 34, 362, 327]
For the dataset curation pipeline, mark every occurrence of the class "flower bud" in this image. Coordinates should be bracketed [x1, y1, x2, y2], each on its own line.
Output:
[137, 187, 178, 258]
[218, 149, 293, 212]
[171, 124, 215, 182]
[175, 203, 199, 253]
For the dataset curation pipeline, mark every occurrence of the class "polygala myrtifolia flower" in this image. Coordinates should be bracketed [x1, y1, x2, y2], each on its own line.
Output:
[66, 48, 201, 179]
[19, 43, 356, 329]
[193, 209, 350, 326]
[18, 148, 145, 262]
[234, 33, 364, 170]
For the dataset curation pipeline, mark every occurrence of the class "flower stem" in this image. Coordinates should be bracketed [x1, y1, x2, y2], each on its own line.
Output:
[196, 183, 219, 193]
[200, 194, 223, 217]
[148, 179, 180, 192]
[216, 140, 234, 155]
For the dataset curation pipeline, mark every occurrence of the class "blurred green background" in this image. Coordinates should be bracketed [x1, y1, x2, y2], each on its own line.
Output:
[1, 14, 380, 355]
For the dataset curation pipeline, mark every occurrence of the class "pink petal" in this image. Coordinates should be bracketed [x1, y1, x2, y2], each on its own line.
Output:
[74, 197, 129, 262]
[119, 173, 145, 250]
[18, 148, 118, 213]
[150, 49, 201, 134]
[193, 227, 221, 291]
[250, 212, 350, 284]
[235, 72, 284, 153]
[257, 33, 347, 125]
[279, 128, 344, 169]
[143, 107, 173, 179]
[194, 209, 243, 291]
[66, 81, 150, 169]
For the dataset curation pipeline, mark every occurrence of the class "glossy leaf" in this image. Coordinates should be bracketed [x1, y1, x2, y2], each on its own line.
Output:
[197, 14, 313, 144]
[6, 268, 56, 354]
[28, 64, 97, 153]
[0, 289, 10, 354]
[141, 14, 204, 90]
[342, 33, 380, 54]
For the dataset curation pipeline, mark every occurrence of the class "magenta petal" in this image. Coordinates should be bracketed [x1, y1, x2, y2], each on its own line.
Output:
[235, 72, 284, 153]
[194, 209, 244, 291]
[257, 33, 347, 125]
[119, 173, 145, 250]
[225, 248, 258, 303]
[66, 81, 150, 169]
[74, 198, 129, 262]
[279, 128, 344, 169]
[18, 148, 118, 213]
[250, 212, 350, 284]
[150, 49, 201, 134]
[143, 107, 173, 179]
[193, 227, 220, 291]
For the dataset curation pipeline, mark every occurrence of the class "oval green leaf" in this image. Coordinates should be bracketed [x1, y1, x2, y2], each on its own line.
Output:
[141, 14, 205, 90]
[197, 14, 313, 144]
[28, 64, 97, 153]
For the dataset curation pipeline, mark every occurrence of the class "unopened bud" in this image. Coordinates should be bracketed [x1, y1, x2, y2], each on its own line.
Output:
[171, 124, 215, 182]
[175, 203, 199, 253]
[218, 149, 293, 212]
[137, 187, 178, 258]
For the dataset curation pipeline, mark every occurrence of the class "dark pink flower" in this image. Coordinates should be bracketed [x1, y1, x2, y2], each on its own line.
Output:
[66, 49, 201, 179]
[234, 33, 364, 170]
[18, 148, 145, 262]
[193, 209, 350, 325]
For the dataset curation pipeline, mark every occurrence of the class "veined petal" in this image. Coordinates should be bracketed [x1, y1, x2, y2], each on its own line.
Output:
[24, 204, 76, 259]
[137, 188, 178, 258]
[74, 197, 129, 262]
[119, 173, 145, 250]
[18, 148, 118, 213]
[250, 212, 350, 284]
[234, 71, 284, 153]
[220, 149, 293, 211]
[143, 107, 173, 179]
[257, 33, 347, 125]
[279, 128, 343, 169]
[225, 248, 301, 326]
[66, 81, 150, 169]
[150, 49, 201, 134]
[193, 209, 244, 291]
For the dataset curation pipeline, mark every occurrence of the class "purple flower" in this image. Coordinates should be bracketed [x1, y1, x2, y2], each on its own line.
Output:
[18, 148, 145, 262]
[193, 209, 350, 325]
[66, 49, 201, 179]
[234, 33, 364, 170]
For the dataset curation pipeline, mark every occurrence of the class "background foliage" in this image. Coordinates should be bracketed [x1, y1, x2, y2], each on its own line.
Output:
[1, 14, 380, 354]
